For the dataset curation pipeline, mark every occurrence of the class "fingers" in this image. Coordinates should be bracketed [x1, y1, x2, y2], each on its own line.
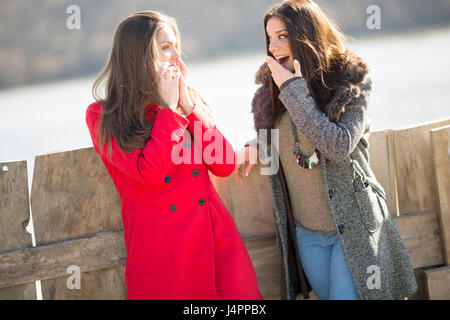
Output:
[233, 162, 254, 181]
[234, 147, 247, 181]
[266, 57, 281, 86]
[157, 60, 172, 76]
[244, 163, 254, 177]
[162, 66, 180, 82]
[164, 67, 172, 80]
[159, 64, 179, 77]
[158, 65, 181, 110]
[294, 59, 302, 77]
[179, 58, 187, 69]
[156, 59, 165, 73]
[166, 68, 174, 81]
[266, 56, 282, 73]
[179, 72, 186, 86]
[266, 55, 295, 88]
[159, 64, 167, 79]
[233, 145, 258, 181]
[178, 63, 187, 85]
[173, 68, 181, 81]
[177, 58, 188, 78]
[233, 163, 241, 181]
[159, 66, 169, 80]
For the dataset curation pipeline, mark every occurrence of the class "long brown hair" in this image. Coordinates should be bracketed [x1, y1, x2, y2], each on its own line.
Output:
[93, 11, 214, 155]
[264, 0, 351, 125]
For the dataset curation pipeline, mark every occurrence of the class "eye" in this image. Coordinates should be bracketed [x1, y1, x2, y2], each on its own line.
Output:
[279, 34, 288, 40]
[161, 45, 170, 50]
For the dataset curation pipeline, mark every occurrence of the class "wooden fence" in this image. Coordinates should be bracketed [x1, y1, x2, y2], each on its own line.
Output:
[0, 119, 449, 300]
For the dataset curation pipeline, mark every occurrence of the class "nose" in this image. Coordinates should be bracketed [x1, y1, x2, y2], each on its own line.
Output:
[171, 48, 180, 61]
[269, 39, 279, 55]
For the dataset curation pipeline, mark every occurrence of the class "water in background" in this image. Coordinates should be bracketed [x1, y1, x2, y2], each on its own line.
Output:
[1, 26, 450, 163]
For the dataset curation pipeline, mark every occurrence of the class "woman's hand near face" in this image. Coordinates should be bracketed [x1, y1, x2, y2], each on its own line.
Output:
[266, 56, 303, 89]
[176, 58, 194, 115]
[158, 64, 181, 110]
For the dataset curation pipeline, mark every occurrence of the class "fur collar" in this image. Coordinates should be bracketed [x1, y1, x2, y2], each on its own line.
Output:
[251, 49, 369, 130]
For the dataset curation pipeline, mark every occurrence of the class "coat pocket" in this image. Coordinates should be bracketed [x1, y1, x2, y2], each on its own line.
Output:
[355, 184, 387, 233]
[125, 206, 173, 274]
[351, 159, 388, 233]
[351, 159, 387, 200]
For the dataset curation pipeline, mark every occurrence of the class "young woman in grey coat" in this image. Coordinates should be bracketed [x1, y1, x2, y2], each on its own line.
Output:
[235, 0, 417, 300]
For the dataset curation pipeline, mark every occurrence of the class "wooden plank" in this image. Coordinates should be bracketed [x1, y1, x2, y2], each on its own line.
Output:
[393, 212, 444, 269]
[0, 161, 32, 252]
[369, 130, 399, 216]
[30, 148, 125, 299]
[393, 119, 450, 215]
[431, 125, 450, 265]
[0, 230, 279, 300]
[0, 282, 38, 300]
[425, 265, 450, 299]
[0, 230, 126, 289]
[41, 263, 126, 300]
[405, 265, 440, 300]
[228, 163, 276, 238]
[243, 236, 281, 300]
[0, 160, 36, 299]
[30, 147, 123, 245]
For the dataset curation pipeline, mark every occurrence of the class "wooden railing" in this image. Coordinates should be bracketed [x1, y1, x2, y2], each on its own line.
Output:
[0, 119, 449, 300]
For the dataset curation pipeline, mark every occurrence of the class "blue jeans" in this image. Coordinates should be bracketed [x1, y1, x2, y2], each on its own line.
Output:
[295, 224, 359, 300]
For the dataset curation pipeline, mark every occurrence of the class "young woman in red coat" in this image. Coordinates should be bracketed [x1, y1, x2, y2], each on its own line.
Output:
[85, 10, 263, 300]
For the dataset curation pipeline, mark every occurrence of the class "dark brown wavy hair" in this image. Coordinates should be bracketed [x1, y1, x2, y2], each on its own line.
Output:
[92, 11, 214, 155]
[264, 0, 352, 125]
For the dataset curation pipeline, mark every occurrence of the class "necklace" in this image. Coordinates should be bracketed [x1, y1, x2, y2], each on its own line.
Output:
[290, 118, 320, 169]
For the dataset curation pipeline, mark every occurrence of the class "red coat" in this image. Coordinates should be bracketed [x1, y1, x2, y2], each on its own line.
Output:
[86, 102, 263, 300]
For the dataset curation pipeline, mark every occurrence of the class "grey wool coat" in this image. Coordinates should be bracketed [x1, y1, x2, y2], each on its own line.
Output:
[246, 51, 418, 300]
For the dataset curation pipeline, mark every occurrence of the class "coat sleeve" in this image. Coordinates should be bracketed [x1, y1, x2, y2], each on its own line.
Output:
[185, 104, 236, 177]
[278, 76, 372, 162]
[85, 104, 189, 189]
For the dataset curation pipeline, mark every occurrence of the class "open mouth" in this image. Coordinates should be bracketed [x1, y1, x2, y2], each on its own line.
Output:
[276, 56, 290, 66]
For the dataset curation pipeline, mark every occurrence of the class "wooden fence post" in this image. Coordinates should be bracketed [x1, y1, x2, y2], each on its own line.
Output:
[393, 120, 450, 215]
[30, 147, 126, 299]
[423, 125, 450, 300]
[430, 125, 450, 265]
[369, 129, 399, 216]
[0, 160, 36, 299]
